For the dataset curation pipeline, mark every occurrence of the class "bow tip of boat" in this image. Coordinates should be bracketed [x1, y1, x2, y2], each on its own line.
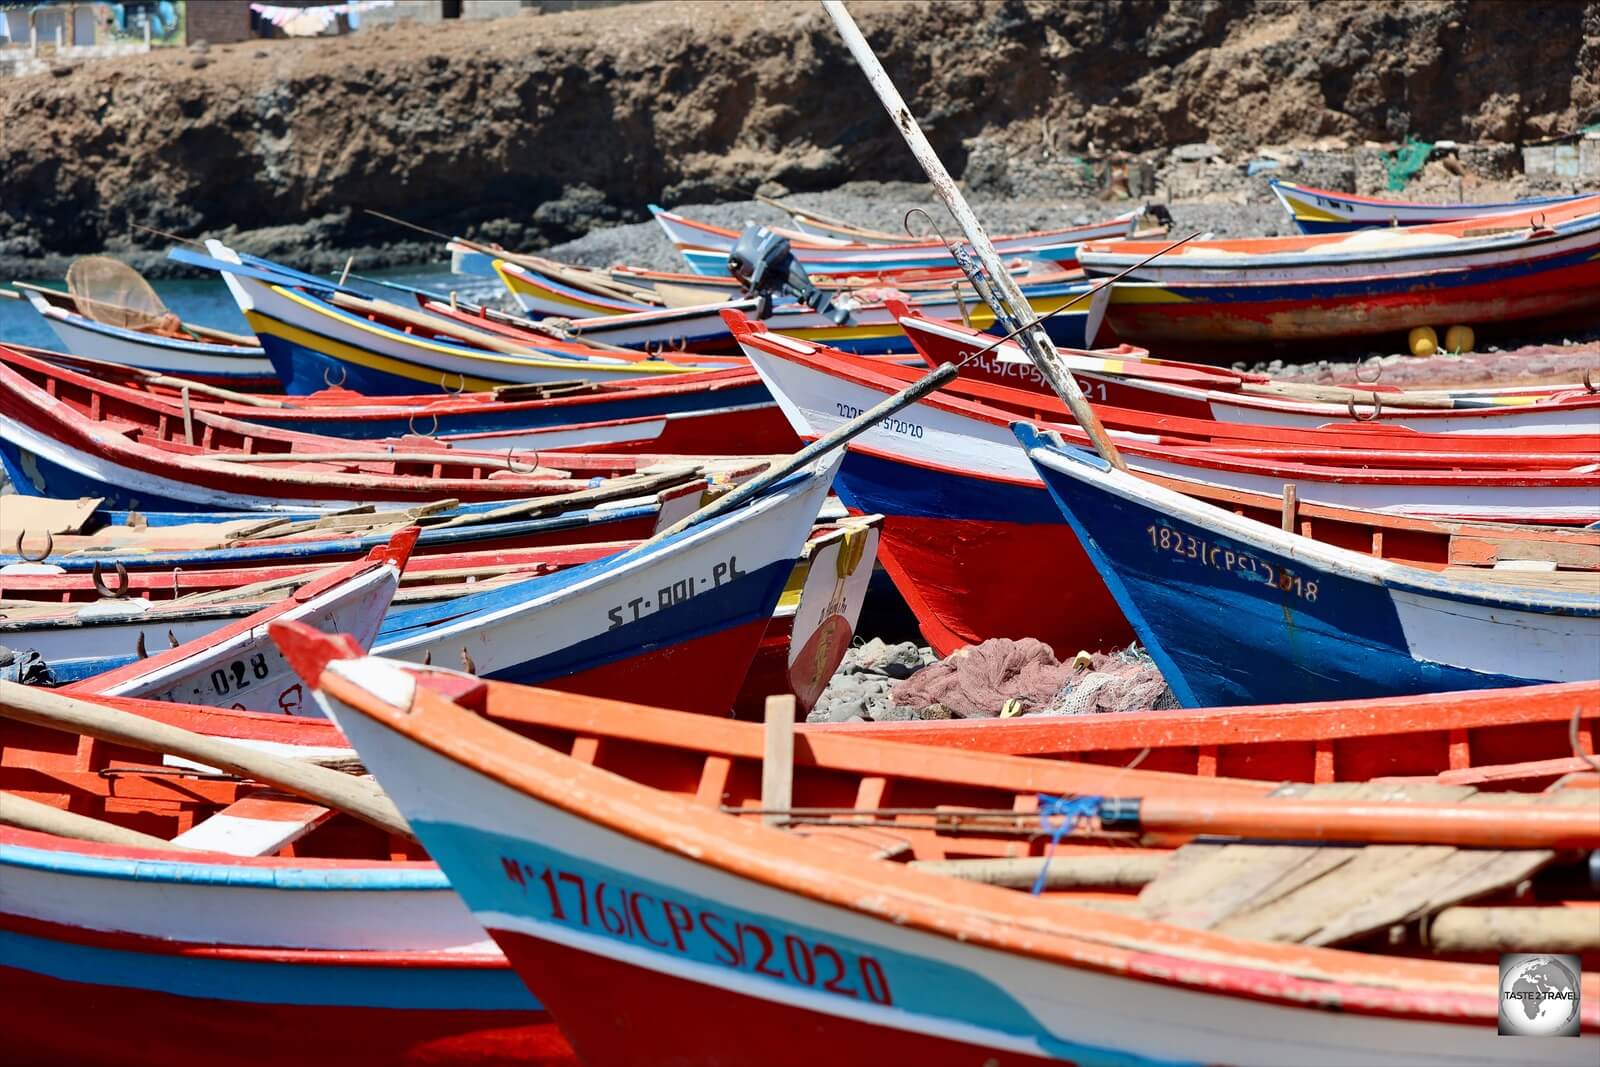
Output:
[271, 619, 365, 692]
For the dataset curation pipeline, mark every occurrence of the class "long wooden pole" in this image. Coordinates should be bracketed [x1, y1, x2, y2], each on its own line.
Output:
[0, 682, 412, 839]
[1, 790, 188, 851]
[822, 0, 1126, 469]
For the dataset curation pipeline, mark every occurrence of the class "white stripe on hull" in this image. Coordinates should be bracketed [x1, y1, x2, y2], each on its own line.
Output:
[0, 850, 488, 952]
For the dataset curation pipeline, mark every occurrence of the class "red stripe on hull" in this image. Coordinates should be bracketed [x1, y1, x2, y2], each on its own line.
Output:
[540, 617, 774, 714]
[491, 928, 1063, 1066]
[874, 516, 1134, 658]
[549, 405, 803, 456]
[0, 965, 572, 1067]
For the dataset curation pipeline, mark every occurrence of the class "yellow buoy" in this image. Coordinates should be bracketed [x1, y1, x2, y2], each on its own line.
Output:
[1444, 325, 1475, 354]
[1408, 326, 1438, 357]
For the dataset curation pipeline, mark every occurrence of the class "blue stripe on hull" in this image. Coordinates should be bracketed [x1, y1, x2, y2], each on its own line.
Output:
[375, 559, 792, 685]
[833, 450, 1059, 525]
[416, 822, 1181, 1066]
[1021, 434, 1547, 707]
[1118, 240, 1600, 304]
[0, 440, 226, 513]
[0, 926, 537, 1011]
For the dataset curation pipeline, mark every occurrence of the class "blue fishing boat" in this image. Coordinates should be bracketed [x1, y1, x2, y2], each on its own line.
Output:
[1017, 423, 1600, 707]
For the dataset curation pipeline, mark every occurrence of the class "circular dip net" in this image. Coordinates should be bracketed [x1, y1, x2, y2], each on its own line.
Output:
[66, 256, 175, 333]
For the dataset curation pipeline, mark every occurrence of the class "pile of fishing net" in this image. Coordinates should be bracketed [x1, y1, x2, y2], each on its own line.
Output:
[891, 637, 1176, 718]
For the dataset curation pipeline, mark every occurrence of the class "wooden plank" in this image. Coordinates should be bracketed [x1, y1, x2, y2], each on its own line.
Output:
[1447, 534, 1600, 572]
[1439, 565, 1600, 594]
[1219, 844, 1457, 945]
[1138, 782, 1475, 937]
[761, 695, 796, 827]
[171, 795, 333, 856]
[0, 497, 104, 538]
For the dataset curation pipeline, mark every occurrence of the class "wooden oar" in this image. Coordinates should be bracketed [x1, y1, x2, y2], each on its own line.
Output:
[1, 790, 189, 851]
[0, 681, 412, 839]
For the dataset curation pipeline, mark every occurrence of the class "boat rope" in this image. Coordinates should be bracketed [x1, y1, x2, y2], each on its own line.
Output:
[1031, 793, 1104, 895]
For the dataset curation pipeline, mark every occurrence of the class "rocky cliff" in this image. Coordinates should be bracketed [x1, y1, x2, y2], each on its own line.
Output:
[1, 0, 1594, 271]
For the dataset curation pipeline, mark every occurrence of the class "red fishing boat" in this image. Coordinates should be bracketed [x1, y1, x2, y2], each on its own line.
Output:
[289, 635, 1600, 1067]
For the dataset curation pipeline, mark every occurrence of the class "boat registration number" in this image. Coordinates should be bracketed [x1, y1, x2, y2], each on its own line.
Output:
[506, 858, 894, 1005]
[836, 402, 924, 439]
[1146, 524, 1319, 602]
[605, 555, 746, 631]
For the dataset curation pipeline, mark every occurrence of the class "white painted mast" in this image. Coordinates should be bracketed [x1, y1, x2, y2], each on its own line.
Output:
[821, 0, 1127, 469]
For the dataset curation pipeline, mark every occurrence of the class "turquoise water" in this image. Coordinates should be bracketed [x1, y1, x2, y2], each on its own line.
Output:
[0, 262, 480, 351]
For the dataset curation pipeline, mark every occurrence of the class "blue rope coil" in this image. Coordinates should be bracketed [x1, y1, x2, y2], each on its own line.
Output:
[1031, 793, 1104, 895]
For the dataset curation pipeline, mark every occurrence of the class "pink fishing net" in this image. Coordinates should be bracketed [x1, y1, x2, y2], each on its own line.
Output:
[891, 638, 1175, 718]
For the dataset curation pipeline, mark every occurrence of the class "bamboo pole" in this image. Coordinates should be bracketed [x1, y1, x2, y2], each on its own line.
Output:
[1426, 906, 1600, 954]
[0, 790, 188, 851]
[822, 0, 1127, 469]
[0, 682, 412, 839]
[910, 853, 1165, 890]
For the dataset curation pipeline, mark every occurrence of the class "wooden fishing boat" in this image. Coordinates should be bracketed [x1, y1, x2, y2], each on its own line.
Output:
[0, 342, 801, 455]
[291, 641, 1600, 1067]
[651, 203, 1144, 276]
[0, 349, 770, 511]
[1078, 196, 1600, 350]
[15, 285, 275, 390]
[1269, 178, 1596, 234]
[0, 479, 720, 575]
[52, 529, 416, 709]
[188, 242, 725, 395]
[1020, 424, 1600, 705]
[47, 516, 880, 720]
[0, 687, 567, 1066]
[896, 306, 1600, 435]
[828, 680, 1600, 791]
[494, 251, 1035, 318]
[494, 257, 1106, 356]
[360, 451, 842, 712]
[733, 317, 1600, 656]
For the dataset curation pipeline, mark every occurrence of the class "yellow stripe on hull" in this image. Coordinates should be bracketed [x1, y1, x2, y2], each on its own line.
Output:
[247, 308, 687, 392]
[1106, 286, 1192, 306]
[271, 285, 688, 376]
[494, 262, 622, 316]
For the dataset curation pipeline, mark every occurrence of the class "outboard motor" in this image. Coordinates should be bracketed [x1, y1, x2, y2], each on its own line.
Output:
[727, 225, 850, 324]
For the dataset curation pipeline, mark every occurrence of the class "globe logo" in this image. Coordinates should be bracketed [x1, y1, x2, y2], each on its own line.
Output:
[1499, 954, 1581, 1037]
